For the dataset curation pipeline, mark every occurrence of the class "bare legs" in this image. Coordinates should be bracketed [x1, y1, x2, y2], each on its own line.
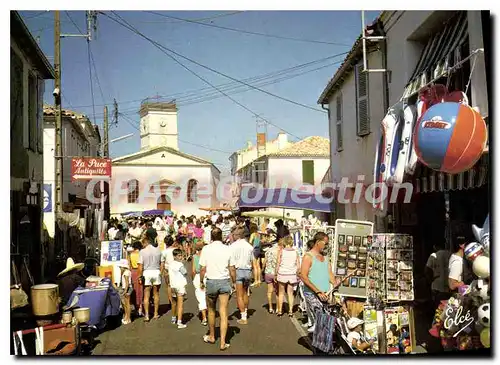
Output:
[206, 294, 230, 350]
[153, 285, 160, 319]
[277, 282, 285, 314]
[287, 284, 295, 315]
[267, 282, 276, 313]
[121, 294, 131, 323]
[218, 294, 229, 349]
[143, 286, 151, 320]
[252, 258, 262, 285]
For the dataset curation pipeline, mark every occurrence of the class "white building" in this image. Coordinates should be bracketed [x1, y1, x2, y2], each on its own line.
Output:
[11, 11, 55, 282]
[233, 136, 330, 221]
[43, 106, 102, 237]
[318, 11, 488, 228]
[110, 101, 221, 217]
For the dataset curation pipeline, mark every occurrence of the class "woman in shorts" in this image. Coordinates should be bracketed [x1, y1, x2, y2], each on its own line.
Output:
[262, 238, 281, 314]
[275, 236, 299, 317]
[249, 223, 262, 287]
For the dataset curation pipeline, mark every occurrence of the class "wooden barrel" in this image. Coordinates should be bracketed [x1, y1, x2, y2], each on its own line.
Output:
[31, 284, 59, 316]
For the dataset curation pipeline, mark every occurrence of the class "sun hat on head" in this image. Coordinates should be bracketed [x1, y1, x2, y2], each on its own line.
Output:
[57, 258, 85, 277]
[117, 261, 130, 270]
[347, 317, 365, 330]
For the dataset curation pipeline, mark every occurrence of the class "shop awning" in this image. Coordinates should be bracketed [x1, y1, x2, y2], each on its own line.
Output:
[238, 188, 334, 213]
[402, 11, 469, 98]
[411, 154, 488, 194]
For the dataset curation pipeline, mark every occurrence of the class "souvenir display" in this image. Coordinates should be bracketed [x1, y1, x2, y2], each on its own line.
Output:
[366, 234, 385, 303]
[366, 234, 414, 302]
[384, 307, 413, 354]
[302, 225, 335, 258]
[333, 219, 374, 298]
[363, 306, 380, 351]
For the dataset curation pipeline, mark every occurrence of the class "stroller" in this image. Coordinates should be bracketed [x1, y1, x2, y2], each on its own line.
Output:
[310, 290, 375, 355]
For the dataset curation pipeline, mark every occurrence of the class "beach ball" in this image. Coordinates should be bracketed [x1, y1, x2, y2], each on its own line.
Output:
[480, 328, 490, 348]
[465, 242, 484, 262]
[473, 255, 490, 278]
[414, 102, 487, 174]
[478, 303, 490, 327]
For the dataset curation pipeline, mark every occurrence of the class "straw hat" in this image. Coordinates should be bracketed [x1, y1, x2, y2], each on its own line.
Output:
[58, 258, 84, 277]
[347, 317, 365, 330]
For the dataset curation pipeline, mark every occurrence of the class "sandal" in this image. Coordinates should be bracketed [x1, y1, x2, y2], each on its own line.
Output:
[220, 343, 230, 351]
[277, 312, 283, 317]
[203, 335, 215, 344]
[288, 312, 293, 317]
[268, 308, 275, 314]
[144, 316, 150, 322]
[153, 315, 160, 320]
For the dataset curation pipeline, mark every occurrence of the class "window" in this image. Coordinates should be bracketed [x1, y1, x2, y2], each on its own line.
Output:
[355, 62, 370, 136]
[187, 179, 198, 202]
[302, 160, 315, 185]
[335, 93, 343, 151]
[28, 73, 37, 150]
[127, 179, 139, 203]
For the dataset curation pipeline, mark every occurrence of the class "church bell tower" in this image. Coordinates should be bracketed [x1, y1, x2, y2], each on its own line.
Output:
[139, 99, 179, 151]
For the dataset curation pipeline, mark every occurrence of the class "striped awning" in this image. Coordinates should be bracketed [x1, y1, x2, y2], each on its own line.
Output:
[402, 11, 469, 98]
[411, 154, 488, 194]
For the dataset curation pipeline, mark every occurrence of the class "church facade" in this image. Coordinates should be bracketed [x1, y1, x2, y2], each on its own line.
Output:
[110, 101, 221, 216]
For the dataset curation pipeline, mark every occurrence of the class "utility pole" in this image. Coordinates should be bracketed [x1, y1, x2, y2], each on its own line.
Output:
[102, 106, 110, 220]
[103, 106, 109, 157]
[54, 11, 63, 215]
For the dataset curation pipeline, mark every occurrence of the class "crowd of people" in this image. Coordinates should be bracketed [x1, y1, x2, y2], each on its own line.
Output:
[105, 212, 348, 350]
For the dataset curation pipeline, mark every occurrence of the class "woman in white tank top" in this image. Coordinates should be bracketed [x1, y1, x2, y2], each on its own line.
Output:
[275, 236, 300, 317]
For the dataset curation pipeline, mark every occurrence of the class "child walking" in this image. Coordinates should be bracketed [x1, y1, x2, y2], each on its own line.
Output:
[192, 241, 208, 326]
[118, 261, 133, 325]
[169, 248, 188, 329]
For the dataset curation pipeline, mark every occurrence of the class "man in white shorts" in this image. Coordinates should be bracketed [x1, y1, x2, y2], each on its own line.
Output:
[138, 230, 163, 322]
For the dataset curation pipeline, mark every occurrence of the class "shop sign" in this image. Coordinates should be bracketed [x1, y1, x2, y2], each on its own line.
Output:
[100, 240, 123, 266]
[71, 157, 111, 181]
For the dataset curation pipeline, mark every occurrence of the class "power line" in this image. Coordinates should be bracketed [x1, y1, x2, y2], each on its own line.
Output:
[103, 12, 327, 116]
[65, 11, 107, 106]
[68, 51, 347, 109]
[104, 11, 305, 140]
[137, 11, 244, 24]
[24, 11, 49, 20]
[118, 112, 232, 155]
[146, 11, 351, 46]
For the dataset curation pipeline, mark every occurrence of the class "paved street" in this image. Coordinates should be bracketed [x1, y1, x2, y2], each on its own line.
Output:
[93, 278, 312, 355]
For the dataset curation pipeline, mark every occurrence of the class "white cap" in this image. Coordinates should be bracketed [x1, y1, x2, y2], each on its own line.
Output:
[347, 317, 364, 330]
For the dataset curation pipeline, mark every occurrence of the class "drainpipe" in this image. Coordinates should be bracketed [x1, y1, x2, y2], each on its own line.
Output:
[321, 103, 335, 222]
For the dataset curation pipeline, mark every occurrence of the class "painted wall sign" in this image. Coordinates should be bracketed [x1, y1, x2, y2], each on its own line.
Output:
[43, 184, 52, 212]
[71, 157, 112, 181]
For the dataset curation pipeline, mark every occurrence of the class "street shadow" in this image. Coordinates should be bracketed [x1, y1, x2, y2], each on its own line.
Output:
[182, 312, 195, 324]
[297, 336, 314, 353]
[214, 325, 241, 343]
[158, 303, 171, 316]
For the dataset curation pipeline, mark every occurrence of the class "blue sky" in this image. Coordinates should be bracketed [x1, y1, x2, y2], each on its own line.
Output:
[20, 10, 379, 173]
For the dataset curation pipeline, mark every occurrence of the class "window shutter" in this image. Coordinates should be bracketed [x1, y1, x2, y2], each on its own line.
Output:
[302, 160, 314, 185]
[356, 63, 370, 136]
[336, 123, 343, 151]
[37, 78, 44, 153]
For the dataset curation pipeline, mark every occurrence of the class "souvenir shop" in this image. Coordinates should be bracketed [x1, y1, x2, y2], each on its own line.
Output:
[366, 10, 490, 353]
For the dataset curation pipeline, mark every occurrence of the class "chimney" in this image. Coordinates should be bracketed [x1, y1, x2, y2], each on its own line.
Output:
[246, 141, 252, 149]
[277, 132, 288, 150]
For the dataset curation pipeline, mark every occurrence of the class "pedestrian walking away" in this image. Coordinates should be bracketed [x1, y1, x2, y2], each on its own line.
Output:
[137, 230, 163, 322]
[199, 227, 236, 351]
[230, 227, 254, 325]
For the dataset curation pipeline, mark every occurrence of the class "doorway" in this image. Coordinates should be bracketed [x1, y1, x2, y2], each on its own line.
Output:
[157, 194, 171, 211]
